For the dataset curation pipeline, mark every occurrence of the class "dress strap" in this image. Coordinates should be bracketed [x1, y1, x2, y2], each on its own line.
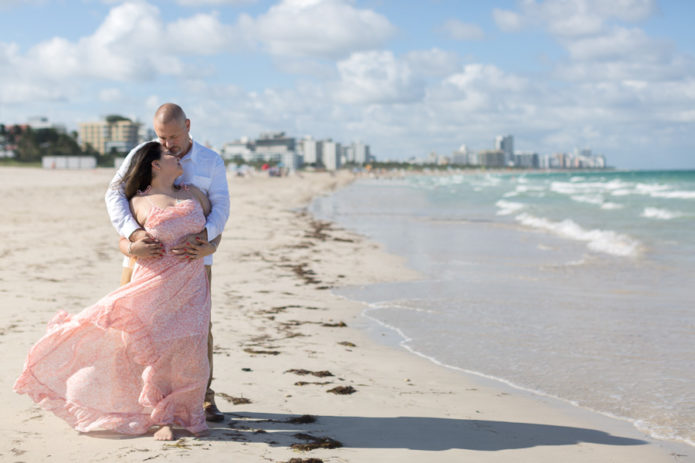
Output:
[143, 196, 158, 207]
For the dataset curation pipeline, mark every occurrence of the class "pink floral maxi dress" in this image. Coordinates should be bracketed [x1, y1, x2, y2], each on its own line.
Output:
[14, 198, 211, 435]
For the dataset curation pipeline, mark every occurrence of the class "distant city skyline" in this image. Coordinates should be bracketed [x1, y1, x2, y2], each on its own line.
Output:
[1, 1, 694, 169]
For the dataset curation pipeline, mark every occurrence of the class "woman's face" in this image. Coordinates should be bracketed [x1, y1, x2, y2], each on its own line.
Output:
[154, 151, 183, 178]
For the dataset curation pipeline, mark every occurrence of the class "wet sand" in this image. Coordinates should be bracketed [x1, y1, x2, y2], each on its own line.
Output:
[0, 166, 690, 462]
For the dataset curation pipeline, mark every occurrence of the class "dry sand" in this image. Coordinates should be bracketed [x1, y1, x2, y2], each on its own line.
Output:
[0, 166, 691, 462]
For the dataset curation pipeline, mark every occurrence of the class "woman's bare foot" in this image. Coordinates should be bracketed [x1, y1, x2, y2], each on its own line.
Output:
[154, 425, 175, 441]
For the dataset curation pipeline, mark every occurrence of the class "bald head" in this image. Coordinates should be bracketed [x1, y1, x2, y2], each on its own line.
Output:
[153, 103, 192, 158]
[154, 103, 187, 127]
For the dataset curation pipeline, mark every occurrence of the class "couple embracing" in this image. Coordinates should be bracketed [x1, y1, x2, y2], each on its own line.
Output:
[14, 103, 230, 441]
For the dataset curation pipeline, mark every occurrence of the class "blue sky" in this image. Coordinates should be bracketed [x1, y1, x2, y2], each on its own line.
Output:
[1, 0, 693, 168]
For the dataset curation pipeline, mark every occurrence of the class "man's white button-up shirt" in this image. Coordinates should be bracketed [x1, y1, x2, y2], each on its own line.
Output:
[105, 139, 230, 266]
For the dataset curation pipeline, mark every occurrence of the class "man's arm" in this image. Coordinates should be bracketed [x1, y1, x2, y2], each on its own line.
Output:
[203, 155, 230, 241]
[105, 142, 148, 240]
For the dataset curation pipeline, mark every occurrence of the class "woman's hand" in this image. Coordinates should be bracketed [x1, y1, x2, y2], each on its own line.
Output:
[171, 235, 216, 260]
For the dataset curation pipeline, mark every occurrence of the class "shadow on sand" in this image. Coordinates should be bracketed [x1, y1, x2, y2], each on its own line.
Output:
[199, 411, 646, 451]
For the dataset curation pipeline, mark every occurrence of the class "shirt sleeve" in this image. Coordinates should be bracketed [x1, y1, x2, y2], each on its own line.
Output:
[105, 143, 145, 239]
[204, 155, 230, 241]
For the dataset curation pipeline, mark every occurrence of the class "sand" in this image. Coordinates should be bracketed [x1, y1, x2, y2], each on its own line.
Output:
[0, 166, 691, 462]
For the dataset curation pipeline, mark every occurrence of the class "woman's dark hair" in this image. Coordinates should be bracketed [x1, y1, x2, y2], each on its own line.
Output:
[121, 141, 162, 199]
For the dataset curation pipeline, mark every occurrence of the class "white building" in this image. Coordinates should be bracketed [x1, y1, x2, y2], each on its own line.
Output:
[301, 137, 322, 165]
[341, 145, 352, 165]
[221, 137, 254, 162]
[451, 144, 469, 165]
[282, 151, 303, 171]
[352, 141, 369, 165]
[593, 154, 606, 168]
[321, 140, 341, 171]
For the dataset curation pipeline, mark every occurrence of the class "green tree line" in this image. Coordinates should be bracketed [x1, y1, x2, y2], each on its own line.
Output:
[0, 124, 99, 163]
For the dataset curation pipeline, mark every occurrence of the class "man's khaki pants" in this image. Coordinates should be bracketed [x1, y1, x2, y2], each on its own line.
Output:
[121, 258, 215, 407]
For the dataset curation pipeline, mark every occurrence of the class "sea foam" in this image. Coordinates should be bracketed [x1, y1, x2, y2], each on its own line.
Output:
[642, 207, 684, 220]
[495, 200, 526, 215]
[650, 190, 695, 199]
[515, 213, 642, 257]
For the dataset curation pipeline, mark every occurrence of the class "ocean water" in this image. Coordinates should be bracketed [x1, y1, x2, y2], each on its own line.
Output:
[309, 170, 695, 447]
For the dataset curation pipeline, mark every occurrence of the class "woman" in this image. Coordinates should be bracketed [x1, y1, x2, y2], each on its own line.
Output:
[15, 142, 218, 441]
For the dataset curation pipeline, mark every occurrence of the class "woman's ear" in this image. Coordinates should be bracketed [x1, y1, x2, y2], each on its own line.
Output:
[151, 160, 160, 171]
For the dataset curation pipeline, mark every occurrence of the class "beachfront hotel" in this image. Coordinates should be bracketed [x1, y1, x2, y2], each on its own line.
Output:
[79, 117, 141, 156]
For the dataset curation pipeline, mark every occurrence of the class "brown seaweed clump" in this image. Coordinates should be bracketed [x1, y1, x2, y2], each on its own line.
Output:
[244, 348, 281, 355]
[321, 321, 347, 328]
[285, 369, 334, 377]
[286, 414, 317, 424]
[291, 433, 343, 451]
[287, 458, 324, 463]
[217, 392, 252, 405]
[326, 386, 356, 395]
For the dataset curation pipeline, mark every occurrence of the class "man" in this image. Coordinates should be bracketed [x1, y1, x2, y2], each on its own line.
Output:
[105, 103, 230, 422]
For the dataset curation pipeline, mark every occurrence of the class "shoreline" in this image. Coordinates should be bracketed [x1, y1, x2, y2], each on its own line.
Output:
[358, 301, 695, 451]
[1, 167, 691, 462]
[319, 173, 694, 455]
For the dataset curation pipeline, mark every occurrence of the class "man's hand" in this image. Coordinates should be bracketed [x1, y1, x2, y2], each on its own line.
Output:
[171, 230, 215, 260]
[130, 234, 164, 258]
[129, 228, 149, 242]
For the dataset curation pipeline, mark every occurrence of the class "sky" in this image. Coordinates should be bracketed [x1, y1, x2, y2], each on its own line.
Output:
[0, 0, 694, 169]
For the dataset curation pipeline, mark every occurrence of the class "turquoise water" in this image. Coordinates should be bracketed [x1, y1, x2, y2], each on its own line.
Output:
[311, 169, 695, 447]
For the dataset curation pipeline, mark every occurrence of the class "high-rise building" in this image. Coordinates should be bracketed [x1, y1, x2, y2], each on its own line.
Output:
[343, 145, 354, 164]
[79, 117, 140, 155]
[321, 140, 341, 171]
[514, 152, 539, 169]
[300, 137, 321, 165]
[451, 144, 468, 165]
[478, 149, 506, 168]
[352, 141, 369, 165]
[495, 135, 514, 166]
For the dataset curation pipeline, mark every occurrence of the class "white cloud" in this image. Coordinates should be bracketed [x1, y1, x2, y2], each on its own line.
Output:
[334, 50, 424, 104]
[495, 0, 657, 37]
[565, 26, 666, 62]
[0, 0, 244, 106]
[0, 81, 66, 104]
[166, 12, 238, 55]
[441, 19, 484, 40]
[404, 48, 462, 77]
[492, 8, 524, 32]
[247, 0, 396, 59]
[445, 64, 526, 91]
[426, 64, 531, 118]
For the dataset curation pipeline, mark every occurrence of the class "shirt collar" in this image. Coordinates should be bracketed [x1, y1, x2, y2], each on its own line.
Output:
[179, 138, 197, 163]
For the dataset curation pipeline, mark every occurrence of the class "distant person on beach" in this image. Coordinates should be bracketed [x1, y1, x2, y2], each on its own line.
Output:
[106, 103, 230, 422]
[15, 141, 219, 440]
